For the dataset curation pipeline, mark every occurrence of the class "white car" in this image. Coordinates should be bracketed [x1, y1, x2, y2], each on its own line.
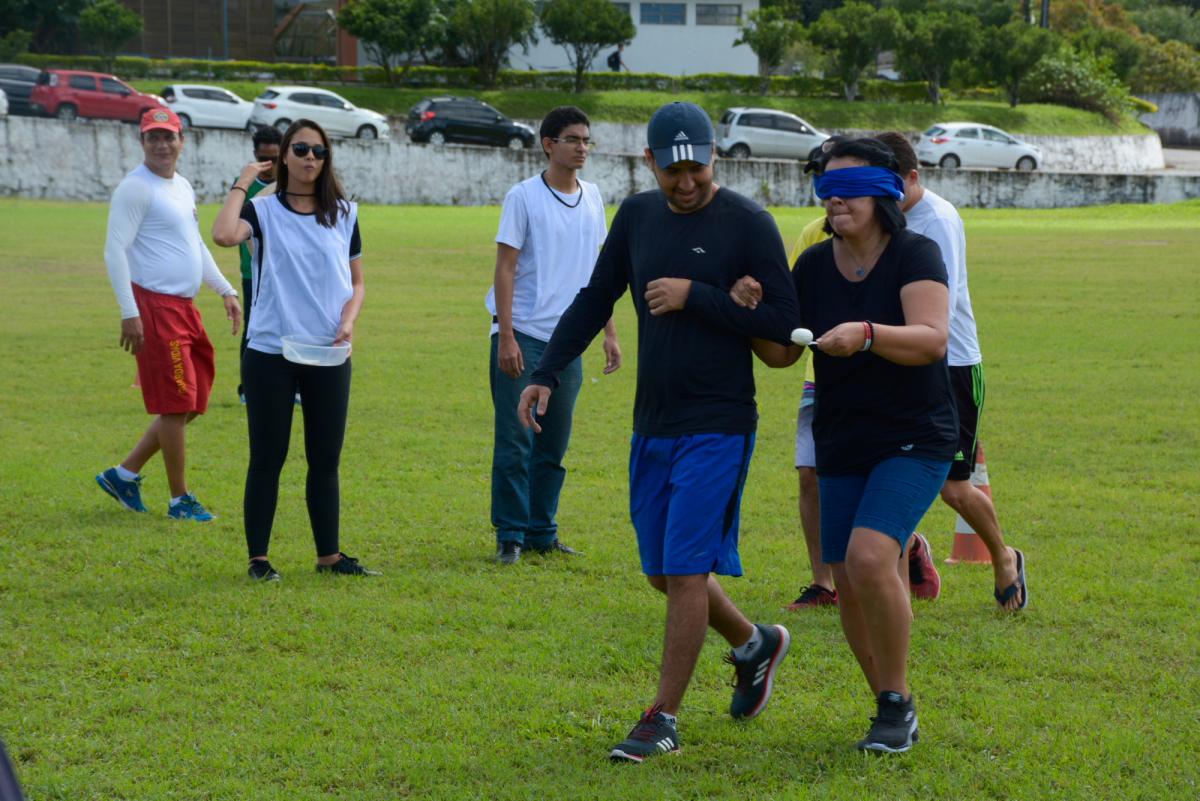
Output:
[918, 122, 1041, 171]
[717, 107, 829, 160]
[250, 86, 390, 140]
[160, 84, 254, 130]
[0, 87, 7, 116]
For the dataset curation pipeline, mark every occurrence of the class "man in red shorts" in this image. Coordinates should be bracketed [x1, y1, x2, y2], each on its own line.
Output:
[96, 108, 242, 521]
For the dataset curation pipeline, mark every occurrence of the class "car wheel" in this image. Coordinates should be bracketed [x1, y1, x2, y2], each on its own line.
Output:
[729, 144, 751, 159]
[939, 153, 961, 169]
[56, 104, 78, 122]
[507, 136, 525, 150]
[1016, 156, 1036, 172]
[274, 118, 292, 134]
[428, 131, 446, 146]
[177, 113, 192, 129]
[356, 124, 377, 140]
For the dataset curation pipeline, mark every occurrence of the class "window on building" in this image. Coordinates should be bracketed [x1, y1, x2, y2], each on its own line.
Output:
[696, 3, 741, 25]
[641, 3, 686, 24]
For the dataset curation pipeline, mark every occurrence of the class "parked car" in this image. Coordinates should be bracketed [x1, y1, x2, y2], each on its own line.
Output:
[249, 86, 390, 139]
[160, 83, 254, 131]
[918, 122, 1041, 171]
[405, 97, 534, 149]
[0, 88, 7, 117]
[29, 69, 165, 122]
[717, 107, 829, 160]
[0, 63, 40, 116]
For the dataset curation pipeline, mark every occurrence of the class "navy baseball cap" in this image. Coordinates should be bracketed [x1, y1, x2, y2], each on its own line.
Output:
[647, 102, 714, 168]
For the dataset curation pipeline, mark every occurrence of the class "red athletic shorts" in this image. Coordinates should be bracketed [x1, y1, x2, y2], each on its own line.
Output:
[132, 284, 214, 415]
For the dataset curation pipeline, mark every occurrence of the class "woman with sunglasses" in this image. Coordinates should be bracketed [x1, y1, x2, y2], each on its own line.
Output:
[746, 138, 957, 753]
[213, 119, 377, 580]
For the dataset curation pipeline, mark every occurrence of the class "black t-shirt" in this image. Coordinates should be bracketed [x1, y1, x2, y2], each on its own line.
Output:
[531, 187, 801, 437]
[794, 228, 958, 474]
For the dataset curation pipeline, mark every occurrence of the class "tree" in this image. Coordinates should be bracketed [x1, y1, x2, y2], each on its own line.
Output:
[539, 0, 634, 93]
[1131, 38, 1200, 91]
[807, 1, 900, 101]
[894, 10, 979, 104]
[447, 0, 537, 88]
[734, 7, 803, 92]
[0, 0, 88, 53]
[1132, 4, 1200, 50]
[337, 0, 445, 85]
[984, 20, 1060, 106]
[0, 28, 33, 60]
[78, 0, 141, 67]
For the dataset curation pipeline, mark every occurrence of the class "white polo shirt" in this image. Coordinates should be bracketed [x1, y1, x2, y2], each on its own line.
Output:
[104, 164, 235, 318]
[486, 174, 607, 342]
[240, 194, 361, 355]
[905, 188, 982, 367]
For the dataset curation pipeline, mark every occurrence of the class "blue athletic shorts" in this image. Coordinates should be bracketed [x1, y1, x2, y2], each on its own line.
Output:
[818, 456, 951, 564]
[629, 432, 755, 577]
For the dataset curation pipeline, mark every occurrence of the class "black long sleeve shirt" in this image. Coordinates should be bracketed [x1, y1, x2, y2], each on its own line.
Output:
[530, 187, 801, 437]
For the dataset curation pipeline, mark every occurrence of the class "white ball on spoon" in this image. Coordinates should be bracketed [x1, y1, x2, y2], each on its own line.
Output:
[790, 327, 814, 347]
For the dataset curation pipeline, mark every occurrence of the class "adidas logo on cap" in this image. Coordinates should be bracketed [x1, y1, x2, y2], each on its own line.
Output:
[674, 130, 689, 141]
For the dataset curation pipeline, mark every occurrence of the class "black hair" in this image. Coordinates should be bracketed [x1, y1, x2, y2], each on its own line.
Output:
[539, 106, 591, 158]
[821, 137, 906, 237]
[252, 126, 283, 151]
[875, 131, 919, 176]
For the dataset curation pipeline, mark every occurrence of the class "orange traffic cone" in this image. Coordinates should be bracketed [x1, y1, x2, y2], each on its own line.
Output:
[945, 442, 993, 565]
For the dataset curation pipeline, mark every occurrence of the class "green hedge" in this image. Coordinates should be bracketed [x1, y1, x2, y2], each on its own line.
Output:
[14, 53, 928, 100]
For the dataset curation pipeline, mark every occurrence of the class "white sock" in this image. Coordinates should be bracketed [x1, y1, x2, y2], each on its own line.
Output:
[659, 711, 677, 726]
[170, 495, 187, 506]
[115, 465, 138, 481]
[732, 625, 763, 660]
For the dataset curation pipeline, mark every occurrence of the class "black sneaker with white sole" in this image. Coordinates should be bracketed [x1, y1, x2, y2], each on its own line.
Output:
[248, 560, 281, 581]
[609, 705, 680, 763]
[315, 553, 380, 576]
[856, 691, 919, 753]
[496, 542, 521, 565]
[727, 623, 791, 719]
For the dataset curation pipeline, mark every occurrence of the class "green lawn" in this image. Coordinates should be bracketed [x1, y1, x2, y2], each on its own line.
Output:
[129, 80, 1149, 135]
[0, 199, 1197, 800]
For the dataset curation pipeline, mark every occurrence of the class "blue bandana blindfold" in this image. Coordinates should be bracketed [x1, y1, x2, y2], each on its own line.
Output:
[813, 166, 904, 201]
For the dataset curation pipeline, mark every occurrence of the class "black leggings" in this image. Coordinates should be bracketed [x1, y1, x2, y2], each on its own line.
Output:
[242, 348, 351, 559]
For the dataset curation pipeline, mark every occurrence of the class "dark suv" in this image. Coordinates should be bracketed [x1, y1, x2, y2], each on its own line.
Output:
[406, 97, 534, 149]
[0, 64, 40, 116]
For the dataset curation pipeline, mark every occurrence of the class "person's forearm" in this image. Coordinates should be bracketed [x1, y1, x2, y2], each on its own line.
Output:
[751, 338, 801, 368]
[212, 182, 251, 246]
[104, 239, 139, 319]
[604, 318, 617, 338]
[869, 322, 946, 366]
[493, 246, 519, 339]
[200, 245, 235, 296]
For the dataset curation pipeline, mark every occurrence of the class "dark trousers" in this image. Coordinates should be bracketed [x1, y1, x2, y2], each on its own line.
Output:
[242, 348, 351, 559]
[236, 278, 252, 396]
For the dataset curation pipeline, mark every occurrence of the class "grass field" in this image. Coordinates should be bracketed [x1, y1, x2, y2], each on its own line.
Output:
[0, 198, 1197, 800]
[127, 80, 1149, 135]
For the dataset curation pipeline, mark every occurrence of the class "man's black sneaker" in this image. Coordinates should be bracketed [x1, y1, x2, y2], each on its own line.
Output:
[315, 553, 380, 576]
[530, 540, 581, 556]
[496, 542, 521, 565]
[727, 623, 791, 719]
[856, 691, 919, 753]
[609, 705, 680, 763]
[248, 560, 281, 581]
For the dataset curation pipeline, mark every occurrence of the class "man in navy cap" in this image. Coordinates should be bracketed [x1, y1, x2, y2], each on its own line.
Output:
[518, 102, 802, 762]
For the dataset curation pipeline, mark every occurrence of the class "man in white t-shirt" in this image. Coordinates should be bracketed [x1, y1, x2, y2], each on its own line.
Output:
[95, 108, 242, 522]
[486, 106, 621, 564]
[879, 132, 1027, 611]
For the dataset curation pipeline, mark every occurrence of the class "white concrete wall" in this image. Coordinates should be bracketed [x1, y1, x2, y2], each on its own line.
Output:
[2, 117, 1196, 209]
[1137, 93, 1200, 148]
[510, 1, 760, 76]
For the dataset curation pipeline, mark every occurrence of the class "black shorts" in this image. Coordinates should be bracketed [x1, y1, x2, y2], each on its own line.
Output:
[948, 363, 985, 482]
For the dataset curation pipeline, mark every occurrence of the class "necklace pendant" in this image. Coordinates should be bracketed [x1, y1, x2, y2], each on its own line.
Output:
[855, 266, 866, 277]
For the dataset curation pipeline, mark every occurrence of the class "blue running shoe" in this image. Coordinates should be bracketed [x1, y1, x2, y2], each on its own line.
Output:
[96, 467, 148, 512]
[168, 494, 214, 522]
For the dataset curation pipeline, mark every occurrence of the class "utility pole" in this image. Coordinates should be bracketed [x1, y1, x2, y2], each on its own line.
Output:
[1041, 0, 1051, 29]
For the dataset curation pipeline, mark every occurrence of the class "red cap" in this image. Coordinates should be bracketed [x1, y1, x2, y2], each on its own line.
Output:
[140, 107, 182, 134]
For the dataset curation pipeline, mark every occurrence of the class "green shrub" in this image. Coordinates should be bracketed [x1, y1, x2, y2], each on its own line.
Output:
[1025, 48, 1131, 123]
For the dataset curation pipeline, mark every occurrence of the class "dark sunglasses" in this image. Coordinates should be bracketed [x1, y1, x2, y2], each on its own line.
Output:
[290, 142, 329, 160]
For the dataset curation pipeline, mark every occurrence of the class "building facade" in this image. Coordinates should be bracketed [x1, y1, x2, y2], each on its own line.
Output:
[509, 1, 760, 76]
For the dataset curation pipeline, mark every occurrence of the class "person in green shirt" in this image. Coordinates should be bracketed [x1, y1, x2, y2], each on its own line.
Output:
[235, 127, 281, 401]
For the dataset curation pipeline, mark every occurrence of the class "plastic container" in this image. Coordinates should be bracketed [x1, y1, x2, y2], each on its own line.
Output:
[281, 335, 350, 367]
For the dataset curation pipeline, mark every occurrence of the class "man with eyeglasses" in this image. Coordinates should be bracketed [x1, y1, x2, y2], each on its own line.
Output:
[96, 107, 242, 522]
[485, 105, 621, 565]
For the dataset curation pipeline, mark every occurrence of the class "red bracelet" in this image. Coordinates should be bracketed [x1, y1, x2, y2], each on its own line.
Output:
[860, 321, 873, 352]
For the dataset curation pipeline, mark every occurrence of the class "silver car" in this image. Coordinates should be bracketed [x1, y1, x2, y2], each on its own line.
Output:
[250, 86, 390, 140]
[917, 122, 1041, 171]
[717, 107, 828, 160]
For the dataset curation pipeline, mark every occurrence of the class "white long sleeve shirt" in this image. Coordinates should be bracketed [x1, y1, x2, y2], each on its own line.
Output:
[104, 164, 235, 319]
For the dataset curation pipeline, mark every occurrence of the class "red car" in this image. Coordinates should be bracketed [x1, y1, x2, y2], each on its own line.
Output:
[30, 69, 165, 122]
